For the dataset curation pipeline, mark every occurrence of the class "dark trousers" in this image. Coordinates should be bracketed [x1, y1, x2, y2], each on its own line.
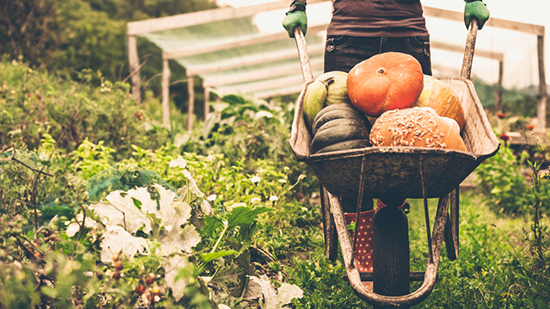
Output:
[324, 36, 432, 75]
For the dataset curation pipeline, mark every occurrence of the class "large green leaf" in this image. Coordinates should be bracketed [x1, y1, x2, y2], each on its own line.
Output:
[226, 206, 272, 229]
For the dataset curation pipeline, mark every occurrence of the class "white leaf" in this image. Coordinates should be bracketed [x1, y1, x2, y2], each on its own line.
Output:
[158, 224, 201, 256]
[275, 283, 304, 308]
[254, 110, 274, 119]
[65, 223, 81, 237]
[156, 186, 179, 220]
[66, 213, 101, 237]
[170, 156, 204, 199]
[249, 275, 303, 309]
[169, 156, 187, 169]
[100, 226, 149, 262]
[92, 184, 200, 260]
[96, 185, 179, 235]
[243, 276, 263, 300]
[87, 165, 204, 294]
[163, 255, 189, 301]
[201, 199, 214, 216]
[120, 187, 161, 217]
[162, 187, 191, 225]
[96, 193, 151, 234]
[180, 225, 201, 253]
[184, 169, 205, 198]
[157, 188, 200, 256]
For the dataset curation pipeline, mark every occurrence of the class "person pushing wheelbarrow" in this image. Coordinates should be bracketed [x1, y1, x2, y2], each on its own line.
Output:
[282, 0, 490, 290]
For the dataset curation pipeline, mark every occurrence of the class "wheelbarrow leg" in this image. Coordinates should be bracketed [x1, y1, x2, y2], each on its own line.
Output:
[373, 202, 410, 309]
[320, 185, 338, 262]
[321, 185, 375, 263]
[444, 187, 459, 261]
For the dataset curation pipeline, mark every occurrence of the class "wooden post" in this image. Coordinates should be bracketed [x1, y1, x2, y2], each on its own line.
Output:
[204, 86, 210, 121]
[537, 35, 547, 133]
[187, 75, 195, 131]
[496, 60, 503, 113]
[162, 58, 171, 126]
[127, 34, 141, 103]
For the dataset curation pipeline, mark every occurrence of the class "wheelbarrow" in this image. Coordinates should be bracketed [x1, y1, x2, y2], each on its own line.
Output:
[288, 19, 500, 308]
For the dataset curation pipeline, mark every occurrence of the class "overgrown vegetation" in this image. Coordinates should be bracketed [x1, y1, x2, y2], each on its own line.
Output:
[1, 0, 220, 116]
[1, 57, 549, 308]
[1, 0, 217, 81]
[474, 79, 541, 117]
[0, 58, 172, 154]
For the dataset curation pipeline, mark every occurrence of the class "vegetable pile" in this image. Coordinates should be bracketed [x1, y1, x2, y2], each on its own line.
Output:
[303, 51, 467, 153]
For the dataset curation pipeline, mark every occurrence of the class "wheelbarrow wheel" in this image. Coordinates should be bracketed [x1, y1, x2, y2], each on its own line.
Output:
[373, 203, 410, 308]
[320, 185, 338, 262]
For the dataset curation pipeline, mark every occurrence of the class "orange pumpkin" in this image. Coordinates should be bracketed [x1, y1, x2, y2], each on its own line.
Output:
[413, 75, 465, 131]
[347, 52, 424, 117]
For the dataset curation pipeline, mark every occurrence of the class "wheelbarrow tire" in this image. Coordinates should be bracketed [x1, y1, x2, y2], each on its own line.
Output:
[320, 185, 338, 262]
[373, 205, 410, 303]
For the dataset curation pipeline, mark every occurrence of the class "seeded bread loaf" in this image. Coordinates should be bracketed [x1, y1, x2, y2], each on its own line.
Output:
[369, 107, 467, 151]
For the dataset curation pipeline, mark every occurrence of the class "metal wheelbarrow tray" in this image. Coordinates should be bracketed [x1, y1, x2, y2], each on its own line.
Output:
[289, 76, 500, 200]
[288, 20, 500, 307]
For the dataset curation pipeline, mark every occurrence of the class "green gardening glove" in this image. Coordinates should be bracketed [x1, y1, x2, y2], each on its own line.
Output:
[464, 0, 490, 30]
[282, 2, 307, 38]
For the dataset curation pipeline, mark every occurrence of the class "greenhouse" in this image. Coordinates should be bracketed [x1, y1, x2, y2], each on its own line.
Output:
[126, 0, 546, 131]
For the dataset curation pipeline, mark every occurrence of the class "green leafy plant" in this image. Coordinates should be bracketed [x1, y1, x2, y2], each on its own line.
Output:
[0, 59, 171, 157]
[180, 93, 319, 197]
[475, 141, 541, 215]
[288, 254, 370, 308]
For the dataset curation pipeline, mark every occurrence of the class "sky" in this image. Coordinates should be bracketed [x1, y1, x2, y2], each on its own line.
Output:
[215, 0, 550, 90]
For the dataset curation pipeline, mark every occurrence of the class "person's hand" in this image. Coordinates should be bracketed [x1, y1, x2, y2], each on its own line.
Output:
[464, 0, 490, 30]
[282, 2, 307, 38]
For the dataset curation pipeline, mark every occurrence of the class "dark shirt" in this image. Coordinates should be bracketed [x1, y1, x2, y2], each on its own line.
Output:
[303, 0, 429, 37]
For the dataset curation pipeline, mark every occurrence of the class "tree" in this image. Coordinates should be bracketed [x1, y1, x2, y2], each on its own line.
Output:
[0, 0, 218, 82]
[50, 0, 127, 80]
[84, 0, 218, 20]
[0, 0, 57, 69]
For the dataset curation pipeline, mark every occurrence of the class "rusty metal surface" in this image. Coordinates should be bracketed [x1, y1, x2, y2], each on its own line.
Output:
[444, 188, 460, 261]
[320, 186, 338, 261]
[308, 148, 477, 199]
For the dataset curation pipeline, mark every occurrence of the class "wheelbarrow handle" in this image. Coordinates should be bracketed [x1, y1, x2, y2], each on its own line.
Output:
[461, 18, 479, 80]
[293, 26, 315, 84]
